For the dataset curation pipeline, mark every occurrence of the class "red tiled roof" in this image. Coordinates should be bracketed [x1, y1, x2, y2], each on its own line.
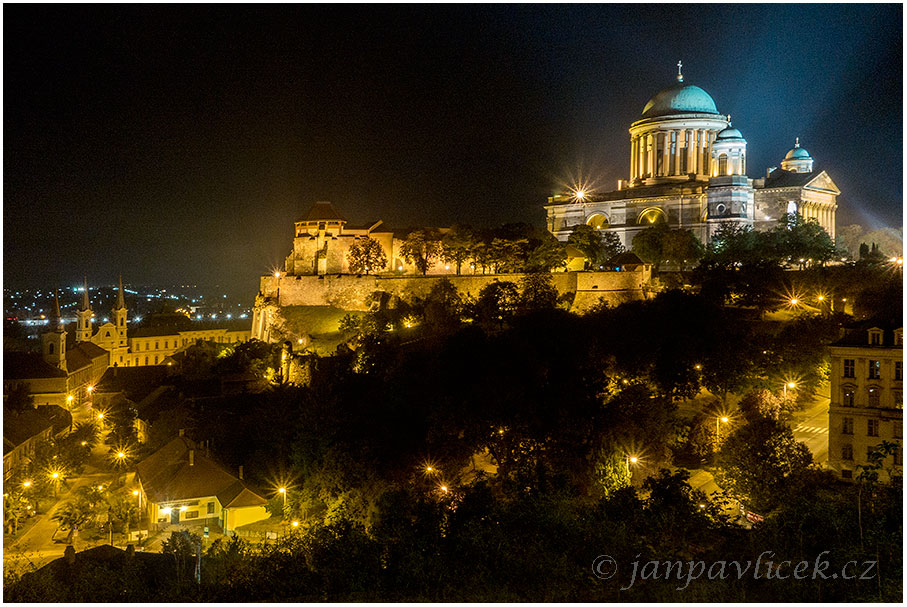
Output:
[135, 437, 267, 508]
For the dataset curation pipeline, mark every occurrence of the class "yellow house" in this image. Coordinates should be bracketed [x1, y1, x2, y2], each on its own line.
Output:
[135, 436, 269, 533]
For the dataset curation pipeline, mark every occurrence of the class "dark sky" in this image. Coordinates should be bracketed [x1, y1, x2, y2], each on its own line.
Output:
[4, 4, 902, 296]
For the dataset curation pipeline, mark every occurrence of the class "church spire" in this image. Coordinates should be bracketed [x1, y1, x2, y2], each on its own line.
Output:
[79, 276, 91, 312]
[115, 275, 126, 310]
[51, 291, 63, 332]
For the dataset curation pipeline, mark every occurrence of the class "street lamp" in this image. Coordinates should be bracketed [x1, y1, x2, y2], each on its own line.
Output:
[625, 455, 638, 474]
[278, 486, 287, 507]
[716, 416, 729, 443]
[783, 381, 797, 398]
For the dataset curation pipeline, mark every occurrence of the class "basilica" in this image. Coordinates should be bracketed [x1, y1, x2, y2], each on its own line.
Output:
[545, 65, 840, 247]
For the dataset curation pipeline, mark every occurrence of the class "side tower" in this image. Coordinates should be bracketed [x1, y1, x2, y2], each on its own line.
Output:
[113, 275, 129, 350]
[706, 119, 754, 239]
[75, 276, 93, 343]
[41, 291, 67, 373]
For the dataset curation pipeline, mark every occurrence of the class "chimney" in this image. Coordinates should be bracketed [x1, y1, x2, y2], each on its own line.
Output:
[189, 449, 195, 466]
[238, 465, 244, 480]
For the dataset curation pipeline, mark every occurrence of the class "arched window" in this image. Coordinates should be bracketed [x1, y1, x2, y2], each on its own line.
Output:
[48, 343, 55, 355]
[638, 208, 667, 225]
[718, 153, 728, 175]
[586, 214, 609, 230]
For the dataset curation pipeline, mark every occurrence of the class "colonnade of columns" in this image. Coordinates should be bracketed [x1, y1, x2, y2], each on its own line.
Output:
[630, 129, 717, 181]
[798, 201, 836, 238]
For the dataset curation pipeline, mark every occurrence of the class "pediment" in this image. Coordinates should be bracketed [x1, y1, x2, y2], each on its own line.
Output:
[804, 171, 840, 195]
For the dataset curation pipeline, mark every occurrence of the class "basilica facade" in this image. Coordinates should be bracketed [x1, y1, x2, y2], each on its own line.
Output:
[545, 66, 840, 248]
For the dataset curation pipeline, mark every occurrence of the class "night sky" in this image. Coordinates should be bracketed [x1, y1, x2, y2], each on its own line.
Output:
[4, 4, 902, 297]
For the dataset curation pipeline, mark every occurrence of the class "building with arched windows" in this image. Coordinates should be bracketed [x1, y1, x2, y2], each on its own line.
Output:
[545, 65, 840, 248]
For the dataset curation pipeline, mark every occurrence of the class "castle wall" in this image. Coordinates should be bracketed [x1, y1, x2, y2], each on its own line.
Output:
[258, 269, 648, 317]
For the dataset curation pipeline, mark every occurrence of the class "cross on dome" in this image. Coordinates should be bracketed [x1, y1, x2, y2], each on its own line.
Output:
[795, 137, 800, 147]
[676, 60, 683, 82]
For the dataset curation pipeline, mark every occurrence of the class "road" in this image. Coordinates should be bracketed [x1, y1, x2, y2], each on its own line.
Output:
[4, 401, 125, 574]
[790, 385, 830, 464]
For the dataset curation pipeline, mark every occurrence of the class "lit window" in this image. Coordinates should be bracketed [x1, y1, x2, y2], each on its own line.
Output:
[868, 360, 881, 380]
[842, 390, 855, 407]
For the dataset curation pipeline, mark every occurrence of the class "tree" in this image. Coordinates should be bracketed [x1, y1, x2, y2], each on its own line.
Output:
[4, 383, 35, 413]
[51, 500, 93, 543]
[423, 278, 462, 332]
[714, 417, 812, 511]
[518, 272, 558, 311]
[567, 224, 605, 268]
[162, 530, 202, 586]
[631, 224, 668, 269]
[526, 237, 567, 272]
[399, 229, 442, 275]
[440, 226, 476, 275]
[487, 238, 527, 273]
[601, 232, 625, 263]
[772, 213, 838, 267]
[474, 281, 520, 329]
[346, 237, 387, 275]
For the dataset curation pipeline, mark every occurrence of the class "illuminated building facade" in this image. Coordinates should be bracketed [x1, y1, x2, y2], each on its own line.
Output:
[828, 323, 903, 481]
[545, 65, 840, 247]
[73, 277, 251, 368]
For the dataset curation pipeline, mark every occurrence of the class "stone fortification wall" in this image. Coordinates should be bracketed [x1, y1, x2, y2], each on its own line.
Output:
[259, 269, 648, 314]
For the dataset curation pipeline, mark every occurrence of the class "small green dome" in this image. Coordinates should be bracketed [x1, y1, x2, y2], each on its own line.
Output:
[785, 145, 811, 160]
[641, 83, 720, 118]
[716, 126, 744, 141]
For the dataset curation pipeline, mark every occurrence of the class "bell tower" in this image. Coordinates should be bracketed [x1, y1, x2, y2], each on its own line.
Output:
[113, 275, 128, 349]
[41, 291, 68, 372]
[75, 276, 93, 343]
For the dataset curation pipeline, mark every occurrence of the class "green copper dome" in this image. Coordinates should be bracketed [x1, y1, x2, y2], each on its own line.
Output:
[641, 83, 720, 118]
[784, 145, 811, 160]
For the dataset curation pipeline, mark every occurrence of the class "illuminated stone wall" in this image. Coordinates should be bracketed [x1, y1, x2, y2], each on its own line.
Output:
[257, 269, 649, 318]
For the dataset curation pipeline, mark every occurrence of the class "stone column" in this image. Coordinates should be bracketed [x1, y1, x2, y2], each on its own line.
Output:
[673, 130, 681, 175]
[686, 130, 695, 175]
[647, 133, 655, 179]
[661, 133, 670, 177]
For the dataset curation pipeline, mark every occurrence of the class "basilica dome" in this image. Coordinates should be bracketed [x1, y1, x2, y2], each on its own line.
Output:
[641, 83, 720, 118]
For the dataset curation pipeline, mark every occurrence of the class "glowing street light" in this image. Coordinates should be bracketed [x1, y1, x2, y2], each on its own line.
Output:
[278, 486, 287, 507]
[291, 520, 300, 527]
[716, 416, 729, 443]
[625, 455, 639, 474]
[22, 481, 32, 489]
[574, 189, 586, 201]
[783, 381, 797, 398]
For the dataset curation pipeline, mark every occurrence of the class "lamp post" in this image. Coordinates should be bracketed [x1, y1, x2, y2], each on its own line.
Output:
[716, 416, 729, 443]
[625, 455, 638, 474]
[783, 381, 796, 398]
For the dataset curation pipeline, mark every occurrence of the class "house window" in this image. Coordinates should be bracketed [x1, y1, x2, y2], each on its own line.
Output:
[144, 356, 149, 365]
[866, 445, 877, 460]
[842, 389, 855, 407]
[154, 355, 159, 364]
[48, 343, 55, 355]
[869, 330, 882, 345]
[185, 510, 199, 519]
[868, 388, 880, 408]
[165, 340, 169, 349]
[843, 359, 855, 378]
[869, 360, 881, 380]
[841, 444, 853, 460]
[867, 419, 879, 437]
[842, 417, 854, 435]
[207, 502, 215, 515]
[896, 330, 903, 346]
[894, 422, 903, 439]
[896, 362, 902, 381]
[155, 341, 159, 350]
